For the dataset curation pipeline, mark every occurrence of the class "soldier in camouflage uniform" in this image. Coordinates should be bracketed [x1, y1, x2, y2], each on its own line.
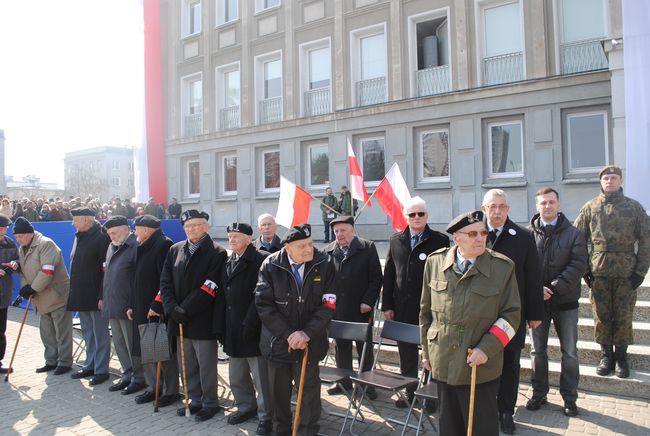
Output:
[574, 165, 650, 378]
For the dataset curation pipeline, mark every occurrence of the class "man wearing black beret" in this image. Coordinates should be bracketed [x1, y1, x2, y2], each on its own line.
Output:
[0, 214, 19, 374]
[420, 211, 521, 436]
[255, 224, 336, 436]
[159, 210, 227, 422]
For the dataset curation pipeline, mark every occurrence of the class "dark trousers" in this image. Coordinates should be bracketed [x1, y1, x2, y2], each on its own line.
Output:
[334, 338, 374, 386]
[439, 378, 499, 436]
[498, 347, 522, 414]
[0, 307, 6, 362]
[398, 341, 419, 392]
[268, 360, 321, 436]
[323, 221, 332, 242]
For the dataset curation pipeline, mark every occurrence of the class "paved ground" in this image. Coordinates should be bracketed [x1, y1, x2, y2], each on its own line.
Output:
[2, 307, 649, 435]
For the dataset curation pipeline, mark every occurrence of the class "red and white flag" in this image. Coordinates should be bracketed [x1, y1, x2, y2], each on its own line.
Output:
[347, 140, 370, 205]
[374, 163, 412, 231]
[275, 176, 313, 228]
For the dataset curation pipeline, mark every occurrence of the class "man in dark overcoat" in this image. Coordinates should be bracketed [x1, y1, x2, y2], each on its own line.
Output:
[67, 207, 111, 385]
[160, 209, 227, 422]
[216, 223, 272, 435]
[481, 189, 544, 434]
[127, 215, 179, 407]
[0, 214, 19, 374]
[323, 215, 381, 398]
[381, 196, 449, 407]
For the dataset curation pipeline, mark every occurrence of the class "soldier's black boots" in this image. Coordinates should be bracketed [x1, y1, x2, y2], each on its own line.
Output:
[596, 345, 615, 376]
[614, 345, 630, 378]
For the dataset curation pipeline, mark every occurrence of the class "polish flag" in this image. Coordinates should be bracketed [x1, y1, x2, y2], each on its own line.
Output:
[275, 176, 313, 228]
[347, 140, 370, 205]
[374, 163, 411, 231]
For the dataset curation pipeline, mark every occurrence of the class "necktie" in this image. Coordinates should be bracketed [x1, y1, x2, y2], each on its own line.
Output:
[227, 255, 237, 275]
[461, 260, 472, 273]
[488, 230, 498, 246]
[341, 246, 349, 258]
[292, 264, 303, 289]
[544, 224, 555, 237]
[411, 234, 419, 250]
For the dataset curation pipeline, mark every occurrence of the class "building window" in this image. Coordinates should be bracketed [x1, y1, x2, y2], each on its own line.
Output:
[112, 177, 120, 187]
[216, 63, 240, 129]
[357, 136, 385, 184]
[487, 120, 524, 177]
[182, 74, 203, 137]
[350, 24, 387, 107]
[306, 143, 329, 188]
[128, 161, 134, 171]
[112, 160, 119, 170]
[418, 128, 450, 181]
[558, 0, 608, 74]
[480, 1, 524, 86]
[184, 0, 202, 36]
[260, 149, 280, 192]
[185, 159, 200, 197]
[300, 40, 331, 117]
[256, 0, 280, 13]
[221, 154, 237, 195]
[255, 52, 282, 124]
[128, 178, 134, 187]
[217, 0, 238, 25]
[408, 10, 451, 97]
[565, 110, 608, 173]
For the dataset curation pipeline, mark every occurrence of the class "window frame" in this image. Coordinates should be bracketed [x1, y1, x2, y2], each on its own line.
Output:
[298, 38, 332, 117]
[219, 153, 238, 196]
[349, 23, 388, 107]
[255, 0, 280, 14]
[112, 177, 121, 187]
[564, 109, 609, 175]
[215, 62, 241, 130]
[356, 135, 386, 187]
[184, 158, 201, 198]
[216, 0, 238, 26]
[254, 51, 283, 124]
[180, 72, 203, 136]
[417, 127, 451, 183]
[486, 119, 525, 179]
[183, 0, 202, 37]
[259, 147, 281, 193]
[305, 141, 330, 189]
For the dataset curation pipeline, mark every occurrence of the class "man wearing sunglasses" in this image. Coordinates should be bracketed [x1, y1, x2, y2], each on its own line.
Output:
[382, 196, 449, 408]
[481, 189, 544, 434]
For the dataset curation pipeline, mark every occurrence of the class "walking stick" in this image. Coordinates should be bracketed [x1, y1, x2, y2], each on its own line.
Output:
[290, 345, 309, 436]
[467, 349, 477, 436]
[5, 295, 32, 383]
[153, 361, 162, 412]
[179, 323, 191, 418]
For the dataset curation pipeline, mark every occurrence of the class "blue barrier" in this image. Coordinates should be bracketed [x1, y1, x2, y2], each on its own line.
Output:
[8, 220, 186, 308]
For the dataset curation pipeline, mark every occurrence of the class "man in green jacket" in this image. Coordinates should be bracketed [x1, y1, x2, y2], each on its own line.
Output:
[420, 210, 520, 436]
[319, 187, 338, 242]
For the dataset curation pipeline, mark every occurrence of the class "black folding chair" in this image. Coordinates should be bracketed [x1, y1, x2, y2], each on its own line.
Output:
[348, 320, 422, 435]
[401, 371, 439, 435]
[319, 320, 373, 436]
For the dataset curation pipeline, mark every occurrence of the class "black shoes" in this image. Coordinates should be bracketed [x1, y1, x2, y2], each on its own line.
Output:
[614, 345, 630, 378]
[499, 412, 516, 434]
[395, 391, 415, 408]
[563, 401, 578, 417]
[109, 379, 131, 392]
[525, 396, 548, 411]
[157, 393, 182, 407]
[327, 384, 347, 395]
[365, 386, 378, 400]
[256, 420, 273, 435]
[195, 406, 223, 422]
[135, 391, 156, 404]
[227, 408, 258, 425]
[35, 364, 57, 373]
[177, 404, 202, 416]
[0, 367, 8, 374]
[89, 373, 110, 386]
[53, 366, 71, 375]
[122, 382, 146, 395]
[71, 369, 94, 379]
[596, 345, 615, 376]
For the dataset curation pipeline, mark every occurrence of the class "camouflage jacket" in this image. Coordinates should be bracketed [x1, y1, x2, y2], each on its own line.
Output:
[574, 189, 650, 278]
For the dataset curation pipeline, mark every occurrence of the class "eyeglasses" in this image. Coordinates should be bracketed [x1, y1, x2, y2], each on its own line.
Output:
[407, 212, 426, 218]
[456, 230, 489, 238]
[485, 204, 509, 210]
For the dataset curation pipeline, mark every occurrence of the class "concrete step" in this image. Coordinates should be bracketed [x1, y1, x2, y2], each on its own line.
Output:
[578, 297, 650, 321]
[523, 337, 650, 371]
[581, 284, 650, 300]
[520, 357, 650, 400]
[571, 318, 650, 345]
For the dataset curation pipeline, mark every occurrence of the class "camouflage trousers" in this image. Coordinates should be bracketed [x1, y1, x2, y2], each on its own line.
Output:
[590, 277, 637, 345]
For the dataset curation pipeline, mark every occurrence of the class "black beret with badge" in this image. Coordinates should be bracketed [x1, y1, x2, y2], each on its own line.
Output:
[329, 215, 354, 228]
[180, 209, 210, 225]
[70, 207, 96, 217]
[133, 214, 161, 229]
[227, 222, 253, 235]
[281, 224, 312, 245]
[598, 164, 622, 179]
[103, 215, 129, 230]
[446, 210, 484, 234]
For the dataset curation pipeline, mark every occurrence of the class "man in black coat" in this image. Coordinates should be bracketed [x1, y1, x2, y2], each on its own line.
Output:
[482, 189, 544, 434]
[160, 210, 227, 422]
[0, 214, 19, 374]
[127, 215, 180, 407]
[67, 207, 111, 385]
[253, 213, 282, 253]
[255, 224, 336, 436]
[382, 196, 449, 407]
[323, 216, 381, 398]
[216, 223, 272, 435]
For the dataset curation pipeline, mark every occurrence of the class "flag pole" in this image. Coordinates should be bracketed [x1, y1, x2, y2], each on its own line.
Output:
[313, 196, 339, 215]
[353, 189, 378, 223]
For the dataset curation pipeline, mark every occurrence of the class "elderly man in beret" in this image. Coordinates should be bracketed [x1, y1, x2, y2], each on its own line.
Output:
[12, 217, 73, 374]
[255, 224, 336, 436]
[101, 215, 146, 394]
[420, 211, 521, 436]
[0, 214, 19, 374]
[323, 215, 381, 399]
[67, 207, 112, 385]
[127, 215, 179, 406]
[575, 164, 650, 378]
[159, 209, 227, 422]
[216, 223, 272, 435]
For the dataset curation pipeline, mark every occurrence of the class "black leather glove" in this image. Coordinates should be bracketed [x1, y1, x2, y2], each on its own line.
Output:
[171, 306, 189, 324]
[242, 324, 259, 342]
[630, 273, 644, 290]
[583, 272, 594, 288]
[19, 285, 35, 298]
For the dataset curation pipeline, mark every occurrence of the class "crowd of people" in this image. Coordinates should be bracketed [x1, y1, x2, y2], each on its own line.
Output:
[0, 164, 647, 436]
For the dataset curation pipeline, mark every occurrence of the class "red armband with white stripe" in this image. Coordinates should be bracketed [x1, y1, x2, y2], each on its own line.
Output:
[489, 317, 516, 347]
[102, 262, 106, 273]
[200, 280, 218, 298]
[154, 292, 162, 303]
[322, 293, 336, 310]
[41, 265, 55, 276]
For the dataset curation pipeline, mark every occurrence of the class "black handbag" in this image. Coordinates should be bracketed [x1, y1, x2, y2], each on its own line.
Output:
[138, 319, 171, 364]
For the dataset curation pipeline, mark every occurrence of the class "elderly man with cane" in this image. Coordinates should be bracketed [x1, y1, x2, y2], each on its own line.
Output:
[0, 213, 19, 374]
[420, 211, 520, 436]
[160, 209, 227, 422]
[256, 224, 336, 436]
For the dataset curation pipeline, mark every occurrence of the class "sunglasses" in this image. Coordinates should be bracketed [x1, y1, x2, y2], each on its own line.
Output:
[456, 230, 489, 238]
[407, 212, 426, 218]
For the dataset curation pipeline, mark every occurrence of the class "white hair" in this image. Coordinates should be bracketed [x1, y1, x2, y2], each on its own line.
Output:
[482, 189, 509, 206]
[403, 196, 427, 215]
[257, 213, 276, 226]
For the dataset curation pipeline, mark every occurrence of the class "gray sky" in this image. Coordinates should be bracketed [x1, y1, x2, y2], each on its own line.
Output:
[0, 0, 144, 187]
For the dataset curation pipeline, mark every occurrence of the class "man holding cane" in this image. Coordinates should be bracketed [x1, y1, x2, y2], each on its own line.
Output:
[0, 214, 19, 374]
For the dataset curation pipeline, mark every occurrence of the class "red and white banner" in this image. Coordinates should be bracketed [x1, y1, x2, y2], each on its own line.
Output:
[347, 140, 370, 205]
[275, 176, 313, 228]
[489, 317, 516, 347]
[41, 265, 55, 276]
[374, 163, 411, 231]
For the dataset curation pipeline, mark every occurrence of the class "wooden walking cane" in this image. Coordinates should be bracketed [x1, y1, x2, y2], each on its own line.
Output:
[467, 348, 477, 436]
[179, 323, 191, 418]
[290, 345, 309, 436]
[5, 295, 32, 383]
[153, 361, 162, 412]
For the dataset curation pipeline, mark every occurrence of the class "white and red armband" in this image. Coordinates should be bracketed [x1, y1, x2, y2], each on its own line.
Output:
[102, 262, 106, 272]
[322, 293, 336, 310]
[489, 317, 516, 347]
[41, 264, 55, 276]
[200, 279, 218, 298]
[154, 292, 162, 303]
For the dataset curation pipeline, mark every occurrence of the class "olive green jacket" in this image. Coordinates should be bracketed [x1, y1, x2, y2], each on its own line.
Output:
[574, 189, 650, 278]
[420, 246, 520, 386]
